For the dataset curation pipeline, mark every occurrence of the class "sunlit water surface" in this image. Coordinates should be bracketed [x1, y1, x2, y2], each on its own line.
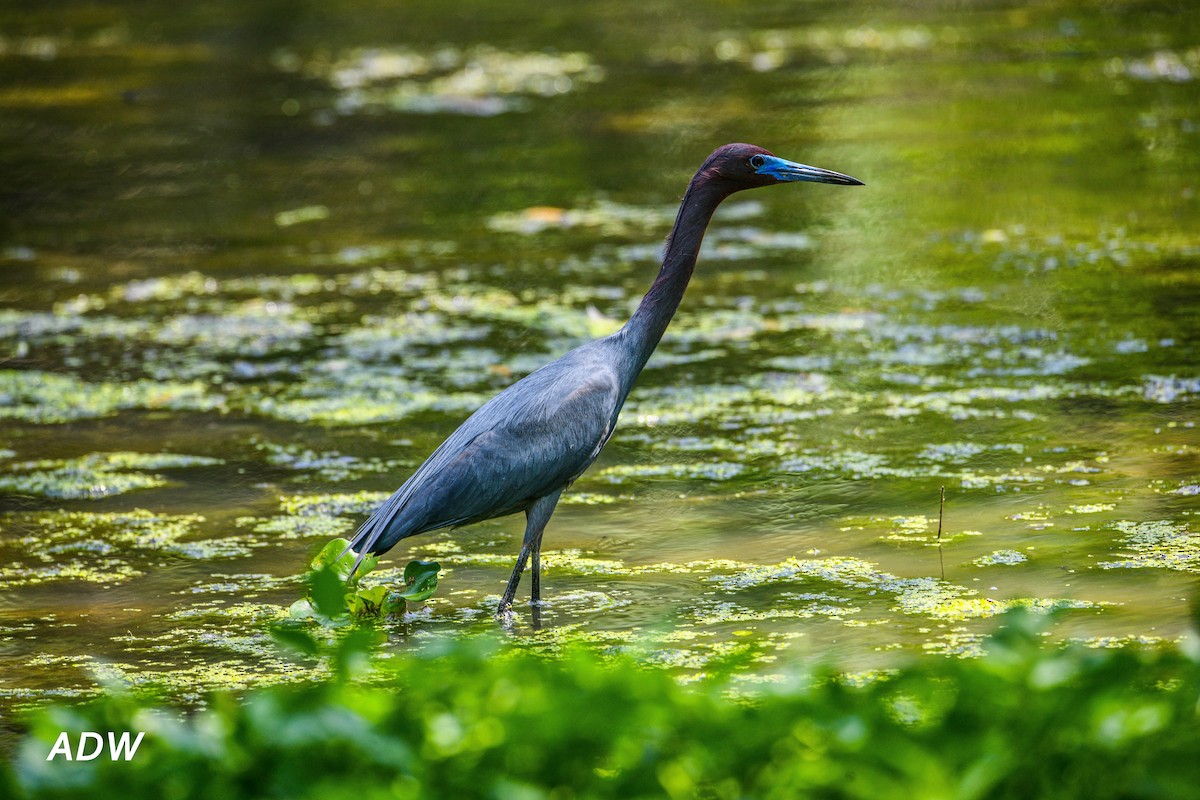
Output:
[1, 0, 1197, 740]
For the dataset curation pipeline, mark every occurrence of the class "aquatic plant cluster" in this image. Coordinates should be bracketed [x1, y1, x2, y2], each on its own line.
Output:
[5, 615, 1200, 799]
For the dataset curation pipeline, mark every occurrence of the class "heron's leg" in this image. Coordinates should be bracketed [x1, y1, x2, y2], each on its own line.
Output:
[497, 542, 532, 615]
[531, 528, 545, 605]
[497, 490, 561, 615]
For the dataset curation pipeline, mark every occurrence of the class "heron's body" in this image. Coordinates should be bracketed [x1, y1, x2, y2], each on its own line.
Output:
[347, 143, 862, 614]
[365, 339, 623, 541]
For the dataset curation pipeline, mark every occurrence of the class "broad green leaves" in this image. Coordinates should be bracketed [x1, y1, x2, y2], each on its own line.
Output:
[286, 538, 441, 623]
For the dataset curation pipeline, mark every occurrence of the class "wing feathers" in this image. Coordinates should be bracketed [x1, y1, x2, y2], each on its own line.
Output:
[346, 354, 620, 564]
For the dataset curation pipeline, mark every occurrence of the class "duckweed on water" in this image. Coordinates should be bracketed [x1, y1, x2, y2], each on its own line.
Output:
[973, 550, 1029, 567]
[0, 370, 220, 424]
[1099, 520, 1200, 574]
[0, 510, 209, 587]
[710, 557, 1096, 621]
[255, 440, 405, 482]
[488, 199, 677, 236]
[287, 45, 605, 117]
[837, 514, 964, 545]
[0, 452, 222, 499]
[595, 461, 745, 483]
[279, 491, 390, 518]
[236, 514, 355, 541]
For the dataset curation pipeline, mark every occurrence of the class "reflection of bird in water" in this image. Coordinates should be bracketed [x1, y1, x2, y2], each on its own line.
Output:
[347, 143, 863, 616]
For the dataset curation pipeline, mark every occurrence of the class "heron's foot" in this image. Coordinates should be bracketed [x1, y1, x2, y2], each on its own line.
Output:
[494, 600, 515, 621]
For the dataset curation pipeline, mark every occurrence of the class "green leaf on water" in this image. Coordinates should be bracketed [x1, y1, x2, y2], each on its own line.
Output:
[310, 564, 349, 618]
[379, 591, 407, 616]
[287, 597, 319, 620]
[347, 584, 391, 617]
[289, 542, 440, 626]
[395, 560, 441, 602]
[310, 537, 377, 586]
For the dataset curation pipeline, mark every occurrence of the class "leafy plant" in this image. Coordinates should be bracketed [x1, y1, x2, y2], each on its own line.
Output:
[287, 538, 441, 623]
[6, 610, 1200, 799]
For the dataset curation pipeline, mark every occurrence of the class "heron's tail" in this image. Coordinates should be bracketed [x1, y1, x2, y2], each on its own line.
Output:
[340, 490, 411, 576]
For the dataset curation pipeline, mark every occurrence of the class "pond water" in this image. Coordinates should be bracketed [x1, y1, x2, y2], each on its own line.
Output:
[1, 0, 1198, 736]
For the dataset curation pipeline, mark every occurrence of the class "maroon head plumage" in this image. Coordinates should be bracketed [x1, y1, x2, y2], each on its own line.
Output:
[695, 143, 864, 192]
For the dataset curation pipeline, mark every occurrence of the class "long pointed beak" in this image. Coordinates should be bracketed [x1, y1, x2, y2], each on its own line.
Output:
[755, 155, 864, 186]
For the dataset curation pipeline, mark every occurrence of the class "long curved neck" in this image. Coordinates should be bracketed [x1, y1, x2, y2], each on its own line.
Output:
[619, 176, 731, 382]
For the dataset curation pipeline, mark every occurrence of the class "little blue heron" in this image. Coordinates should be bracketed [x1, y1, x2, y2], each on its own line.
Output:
[347, 143, 862, 615]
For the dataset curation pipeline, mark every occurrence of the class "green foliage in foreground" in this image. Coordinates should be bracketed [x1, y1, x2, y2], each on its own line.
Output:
[5, 613, 1200, 800]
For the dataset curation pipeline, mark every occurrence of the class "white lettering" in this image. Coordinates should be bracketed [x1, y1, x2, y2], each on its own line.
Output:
[75, 732, 104, 761]
[46, 732, 146, 761]
[107, 731, 145, 761]
[46, 732, 73, 761]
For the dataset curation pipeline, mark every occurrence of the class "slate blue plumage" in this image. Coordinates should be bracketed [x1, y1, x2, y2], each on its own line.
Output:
[347, 143, 863, 615]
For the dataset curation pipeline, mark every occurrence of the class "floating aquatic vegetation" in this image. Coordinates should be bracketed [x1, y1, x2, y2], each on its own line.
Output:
[1098, 520, 1199, 574]
[248, 369, 484, 425]
[1142, 375, 1200, 403]
[710, 557, 1095, 621]
[780, 450, 892, 479]
[0, 451, 222, 499]
[625, 383, 755, 427]
[559, 492, 624, 506]
[654, 24, 941, 71]
[223, 517, 343, 553]
[691, 597, 860, 626]
[423, 283, 620, 340]
[274, 205, 329, 227]
[839, 514, 982, 545]
[922, 628, 986, 659]
[0, 370, 221, 424]
[87, 650, 312, 700]
[152, 302, 315, 357]
[536, 589, 633, 616]
[453, 548, 626, 577]
[917, 442, 1025, 463]
[880, 384, 1064, 421]
[255, 440, 404, 482]
[168, 536, 260, 559]
[917, 442, 985, 462]
[1072, 635, 1174, 649]
[596, 461, 745, 483]
[279, 491, 390, 518]
[958, 471, 1047, 491]
[96, 267, 432, 309]
[0, 509, 224, 587]
[974, 550, 1029, 567]
[184, 573, 303, 595]
[290, 45, 604, 117]
[1105, 49, 1200, 83]
[488, 199, 677, 236]
[1065, 503, 1116, 514]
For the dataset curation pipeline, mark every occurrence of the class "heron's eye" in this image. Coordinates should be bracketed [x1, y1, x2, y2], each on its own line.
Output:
[749, 154, 766, 169]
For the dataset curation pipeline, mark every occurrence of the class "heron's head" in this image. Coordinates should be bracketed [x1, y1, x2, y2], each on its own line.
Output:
[699, 143, 863, 192]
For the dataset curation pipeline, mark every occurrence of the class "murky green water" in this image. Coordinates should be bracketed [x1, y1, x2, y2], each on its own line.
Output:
[1, 0, 1197, 731]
